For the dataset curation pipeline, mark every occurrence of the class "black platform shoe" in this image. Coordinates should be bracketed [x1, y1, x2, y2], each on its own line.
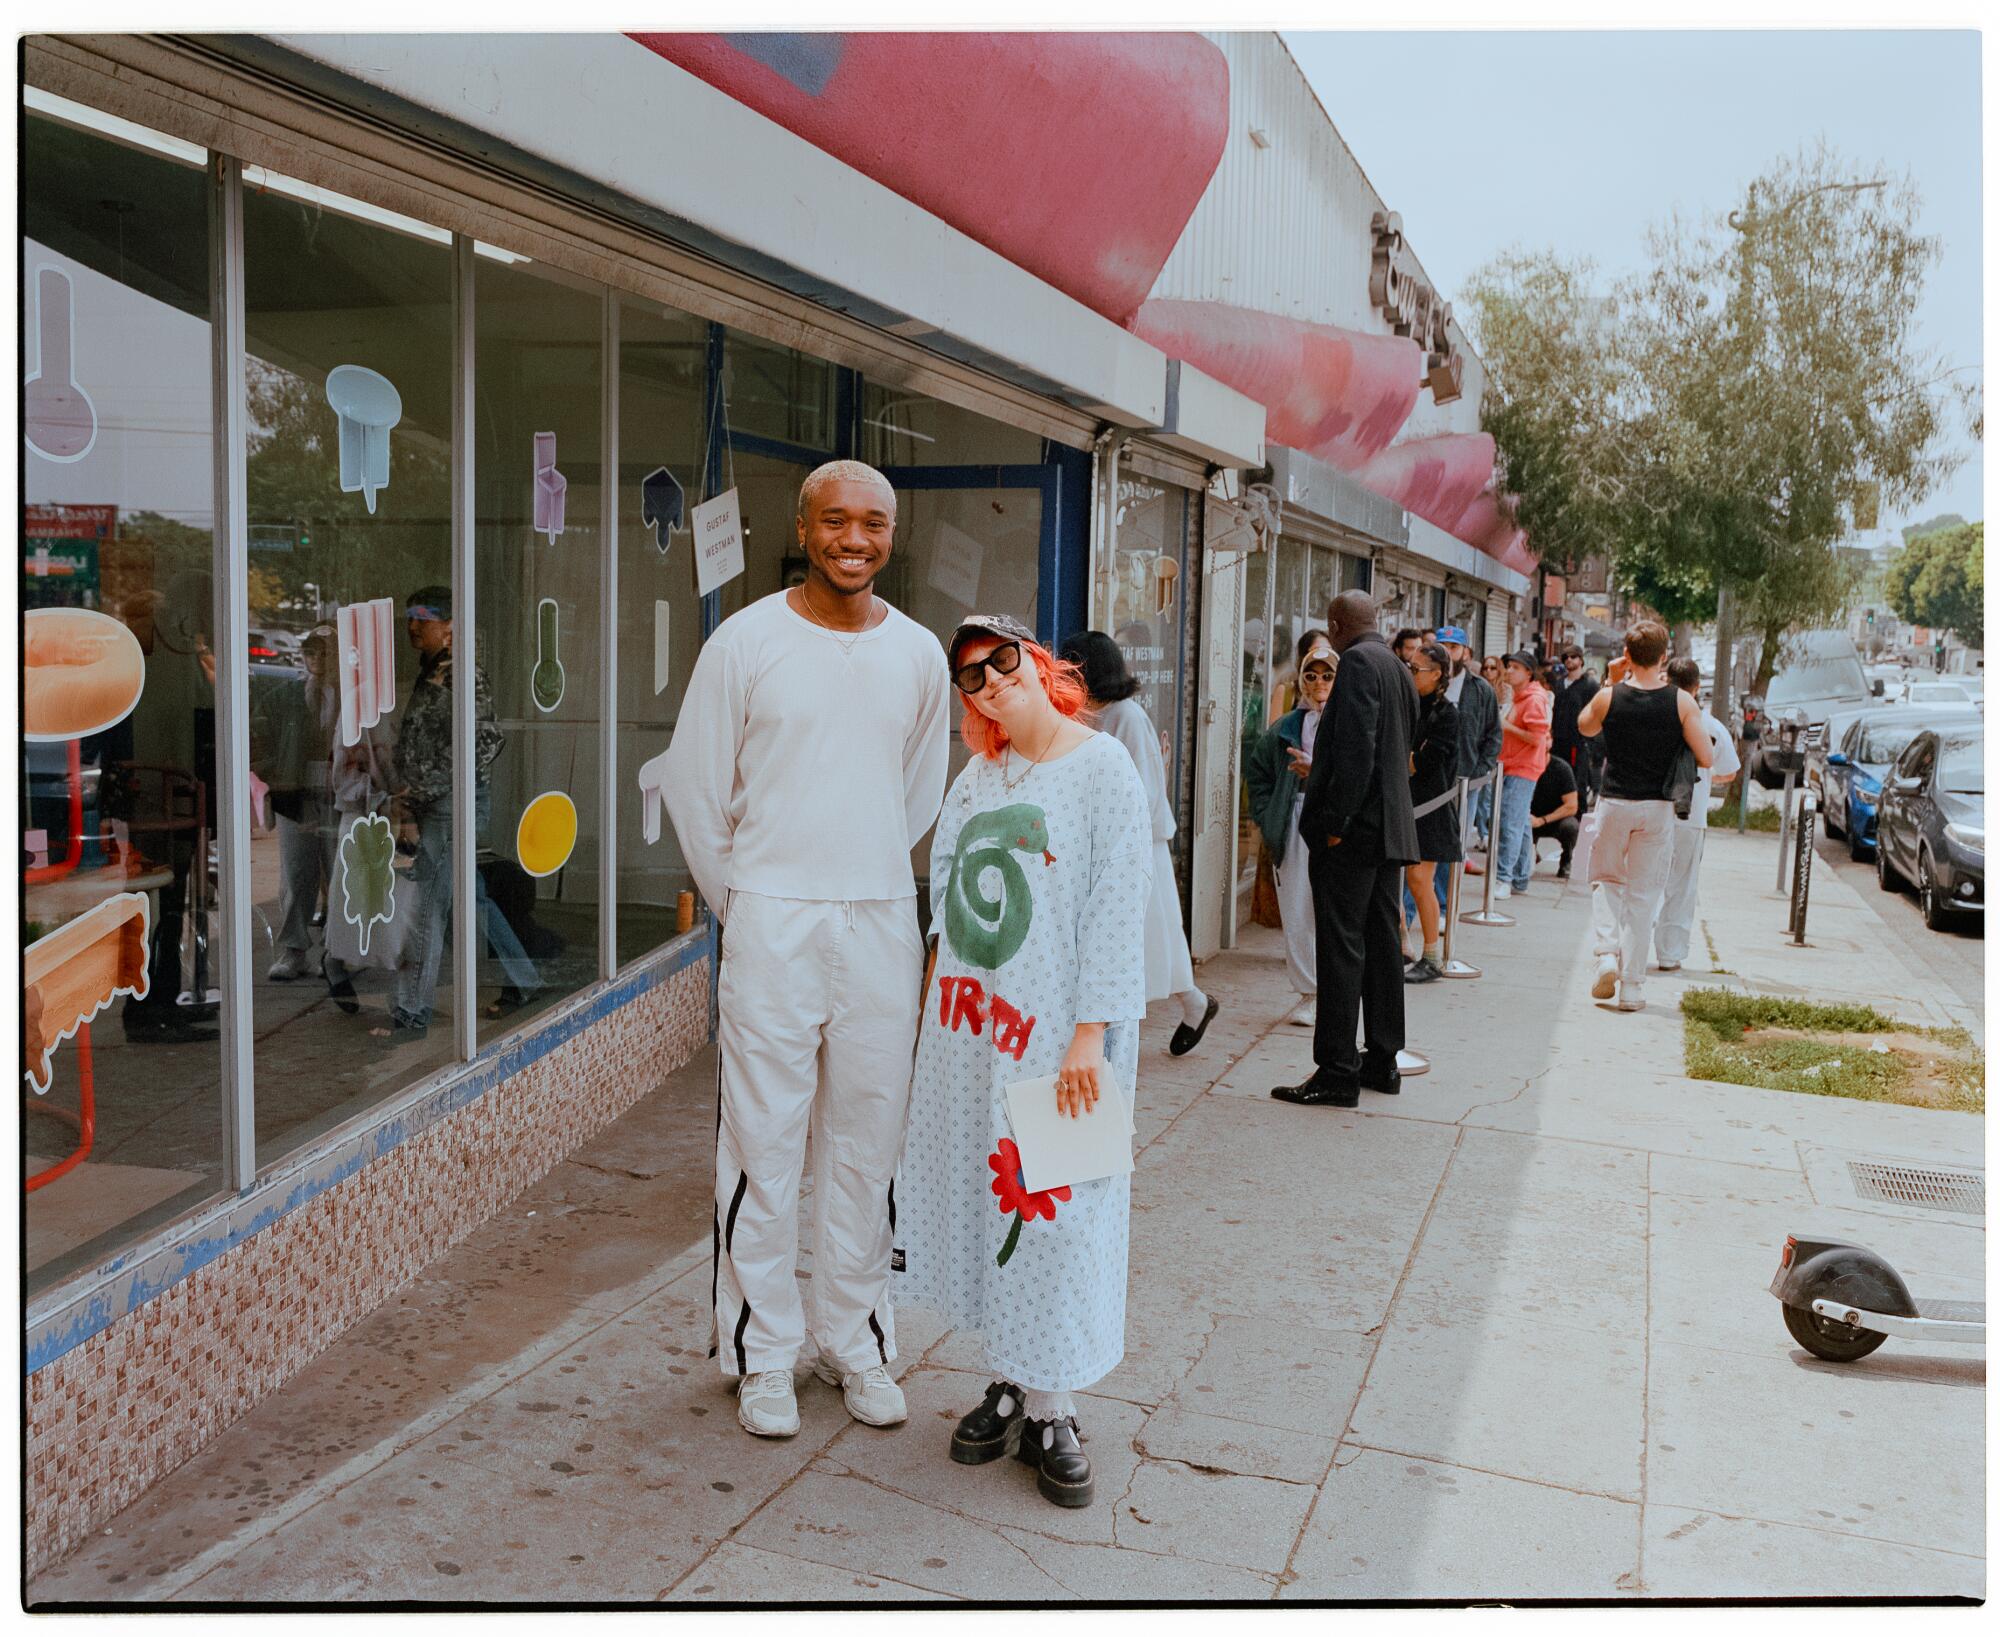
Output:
[949, 1379, 1025, 1465]
[1015, 1415, 1094, 1507]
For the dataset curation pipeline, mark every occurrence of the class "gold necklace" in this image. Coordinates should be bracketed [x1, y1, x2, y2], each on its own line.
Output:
[1002, 718, 1063, 791]
[797, 587, 872, 656]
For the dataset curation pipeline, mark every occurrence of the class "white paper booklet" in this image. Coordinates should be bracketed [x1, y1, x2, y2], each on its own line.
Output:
[1003, 1068, 1135, 1195]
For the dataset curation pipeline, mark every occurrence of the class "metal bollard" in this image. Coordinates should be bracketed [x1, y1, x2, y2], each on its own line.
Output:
[1788, 795, 1817, 944]
[1736, 735, 1751, 833]
[1774, 767, 1797, 894]
[1461, 771, 1516, 928]
[1439, 775, 1481, 977]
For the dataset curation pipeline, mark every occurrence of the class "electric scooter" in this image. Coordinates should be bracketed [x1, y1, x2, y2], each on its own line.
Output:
[1769, 1235, 1986, 1362]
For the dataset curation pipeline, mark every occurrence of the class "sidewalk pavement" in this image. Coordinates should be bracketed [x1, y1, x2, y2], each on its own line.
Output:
[30, 829, 1983, 1604]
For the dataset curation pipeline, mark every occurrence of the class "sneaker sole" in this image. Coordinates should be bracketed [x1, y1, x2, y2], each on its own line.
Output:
[1590, 971, 1617, 1000]
[737, 1407, 799, 1438]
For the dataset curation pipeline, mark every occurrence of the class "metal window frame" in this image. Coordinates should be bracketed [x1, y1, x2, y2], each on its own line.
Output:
[209, 152, 256, 1192]
[452, 233, 479, 1063]
[599, 290, 620, 981]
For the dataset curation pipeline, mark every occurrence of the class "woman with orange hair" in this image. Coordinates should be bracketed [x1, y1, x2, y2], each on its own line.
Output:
[894, 613, 1152, 1511]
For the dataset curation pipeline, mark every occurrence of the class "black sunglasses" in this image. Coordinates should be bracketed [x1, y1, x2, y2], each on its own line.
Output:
[953, 639, 1024, 694]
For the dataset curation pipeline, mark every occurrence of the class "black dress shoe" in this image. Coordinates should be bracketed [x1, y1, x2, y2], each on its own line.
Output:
[1015, 1415, 1093, 1507]
[1168, 995, 1220, 1057]
[950, 1379, 1025, 1465]
[1270, 1075, 1360, 1108]
[1358, 1063, 1402, 1096]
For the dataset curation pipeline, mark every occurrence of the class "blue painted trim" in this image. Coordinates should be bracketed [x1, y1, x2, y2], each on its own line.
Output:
[725, 428, 835, 469]
[25, 931, 710, 1376]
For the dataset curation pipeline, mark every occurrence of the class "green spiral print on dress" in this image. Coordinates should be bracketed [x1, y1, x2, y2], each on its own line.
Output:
[943, 803, 1054, 969]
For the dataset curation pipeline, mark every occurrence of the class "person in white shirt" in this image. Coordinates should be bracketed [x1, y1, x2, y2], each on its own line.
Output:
[659, 459, 952, 1440]
[1651, 656, 1741, 972]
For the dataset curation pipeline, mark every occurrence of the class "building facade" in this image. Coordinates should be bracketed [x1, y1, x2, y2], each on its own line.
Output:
[19, 30, 1523, 1569]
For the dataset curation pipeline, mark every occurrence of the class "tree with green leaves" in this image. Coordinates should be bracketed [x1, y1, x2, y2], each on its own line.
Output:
[1883, 520, 1984, 649]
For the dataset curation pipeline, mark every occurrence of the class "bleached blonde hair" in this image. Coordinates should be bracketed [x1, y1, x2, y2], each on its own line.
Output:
[797, 459, 897, 522]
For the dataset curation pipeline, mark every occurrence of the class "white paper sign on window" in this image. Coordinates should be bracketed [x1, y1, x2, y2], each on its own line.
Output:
[691, 488, 745, 598]
[928, 519, 985, 609]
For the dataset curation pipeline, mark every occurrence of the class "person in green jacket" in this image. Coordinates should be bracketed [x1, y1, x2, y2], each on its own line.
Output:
[1244, 631, 1335, 1026]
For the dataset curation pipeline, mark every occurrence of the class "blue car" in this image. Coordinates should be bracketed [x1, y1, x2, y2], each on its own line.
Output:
[1821, 705, 1981, 860]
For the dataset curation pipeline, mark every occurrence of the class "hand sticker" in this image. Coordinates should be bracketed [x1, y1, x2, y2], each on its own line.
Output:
[25, 267, 98, 463]
[337, 598, 397, 748]
[338, 813, 399, 956]
[532, 597, 566, 713]
[326, 365, 402, 514]
[637, 746, 671, 844]
[533, 432, 567, 542]
[641, 466, 685, 553]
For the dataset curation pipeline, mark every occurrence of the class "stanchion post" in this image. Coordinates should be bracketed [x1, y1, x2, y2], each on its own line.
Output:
[1439, 775, 1481, 977]
[1736, 734, 1751, 833]
[1461, 770, 1516, 928]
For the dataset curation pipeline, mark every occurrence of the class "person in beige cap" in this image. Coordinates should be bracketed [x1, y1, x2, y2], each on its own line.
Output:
[1245, 630, 1336, 1025]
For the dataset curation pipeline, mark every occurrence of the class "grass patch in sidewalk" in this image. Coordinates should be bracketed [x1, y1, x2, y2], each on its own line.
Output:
[1708, 790, 1781, 830]
[1681, 988, 1984, 1113]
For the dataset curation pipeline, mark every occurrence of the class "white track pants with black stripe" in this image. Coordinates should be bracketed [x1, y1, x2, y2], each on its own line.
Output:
[712, 891, 922, 1378]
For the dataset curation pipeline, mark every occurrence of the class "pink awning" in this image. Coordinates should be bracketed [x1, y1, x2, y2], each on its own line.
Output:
[632, 33, 1229, 324]
[1129, 301, 1422, 470]
[1354, 433, 1497, 535]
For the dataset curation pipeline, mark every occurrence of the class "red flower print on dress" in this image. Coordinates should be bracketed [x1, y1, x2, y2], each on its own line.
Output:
[988, 1137, 1070, 1266]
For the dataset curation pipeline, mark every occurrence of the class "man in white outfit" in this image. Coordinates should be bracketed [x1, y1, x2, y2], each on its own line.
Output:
[1651, 656, 1740, 971]
[661, 459, 951, 1438]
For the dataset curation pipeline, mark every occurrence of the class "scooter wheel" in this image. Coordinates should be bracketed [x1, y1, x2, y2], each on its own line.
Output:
[1783, 1301, 1887, 1362]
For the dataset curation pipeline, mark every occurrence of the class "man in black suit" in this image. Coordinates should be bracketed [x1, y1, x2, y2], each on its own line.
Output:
[1274, 591, 1420, 1108]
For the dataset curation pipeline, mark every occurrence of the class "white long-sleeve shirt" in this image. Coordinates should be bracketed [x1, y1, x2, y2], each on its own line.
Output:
[659, 592, 951, 908]
[1688, 707, 1742, 823]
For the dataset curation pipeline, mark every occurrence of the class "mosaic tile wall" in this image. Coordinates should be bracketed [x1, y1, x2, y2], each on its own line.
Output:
[24, 957, 710, 1575]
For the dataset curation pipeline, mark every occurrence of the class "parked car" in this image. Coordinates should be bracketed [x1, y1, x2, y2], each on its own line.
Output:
[1818, 705, 1980, 859]
[1744, 631, 1877, 788]
[1902, 678, 1980, 711]
[1874, 725, 1984, 929]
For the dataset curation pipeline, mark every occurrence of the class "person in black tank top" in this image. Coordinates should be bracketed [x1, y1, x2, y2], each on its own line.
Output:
[1576, 622, 1712, 1012]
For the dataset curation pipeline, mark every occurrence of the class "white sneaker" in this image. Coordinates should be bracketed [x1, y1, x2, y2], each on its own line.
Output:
[267, 950, 312, 981]
[812, 1357, 906, 1426]
[737, 1369, 800, 1437]
[1492, 882, 1512, 900]
[1591, 957, 1618, 1000]
[1655, 961, 1681, 973]
[1616, 989, 1646, 1013]
[1286, 998, 1316, 1027]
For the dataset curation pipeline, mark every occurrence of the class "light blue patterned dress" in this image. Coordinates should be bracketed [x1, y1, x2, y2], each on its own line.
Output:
[892, 730, 1153, 1391]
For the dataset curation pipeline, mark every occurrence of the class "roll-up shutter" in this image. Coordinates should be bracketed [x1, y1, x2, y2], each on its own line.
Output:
[1484, 590, 1511, 657]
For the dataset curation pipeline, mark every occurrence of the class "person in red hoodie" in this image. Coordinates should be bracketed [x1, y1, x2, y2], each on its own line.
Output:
[1492, 651, 1552, 897]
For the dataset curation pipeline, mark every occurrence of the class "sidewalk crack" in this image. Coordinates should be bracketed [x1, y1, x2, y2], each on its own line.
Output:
[1457, 1065, 1547, 1125]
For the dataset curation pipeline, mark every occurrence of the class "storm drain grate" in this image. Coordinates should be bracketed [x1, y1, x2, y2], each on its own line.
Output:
[1847, 1161, 1985, 1216]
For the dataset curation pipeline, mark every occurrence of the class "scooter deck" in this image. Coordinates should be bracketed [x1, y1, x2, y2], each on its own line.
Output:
[1916, 1298, 1985, 1323]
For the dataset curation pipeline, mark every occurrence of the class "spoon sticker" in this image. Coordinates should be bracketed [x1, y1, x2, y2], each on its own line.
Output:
[533, 432, 567, 542]
[326, 365, 403, 514]
[641, 466, 685, 553]
[532, 597, 566, 713]
[25, 267, 98, 463]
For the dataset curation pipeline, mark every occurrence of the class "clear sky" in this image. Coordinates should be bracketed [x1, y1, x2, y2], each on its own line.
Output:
[1283, 29, 1984, 539]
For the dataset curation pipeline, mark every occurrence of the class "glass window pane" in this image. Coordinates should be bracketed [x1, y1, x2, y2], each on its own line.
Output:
[474, 258, 604, 1042]
[858, 383, 1043, 467]
[241, 168, 459, 1159]
[22, 111, 224, 1291]
[1108, 474, 1189, 794]
[723, 330, 834, 452]
[615, 298, 707, 967]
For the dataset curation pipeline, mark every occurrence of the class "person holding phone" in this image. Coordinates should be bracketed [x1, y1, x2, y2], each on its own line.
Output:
[894, 614, 1151, 1510]
[1245, 632, 1335, 1024]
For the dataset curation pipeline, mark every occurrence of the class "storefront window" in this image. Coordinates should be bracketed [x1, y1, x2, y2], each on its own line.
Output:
[22, 109, 225, 1290]
[615, 298, 708, 965]
[725, 330, 835, 452]
[474, 257, 604, 1041]
[1107, 475, 1190, 791]
[857, 383, 1043, 468]
[1271, 537, 1311, 709]
[241, 169, 459, 1159]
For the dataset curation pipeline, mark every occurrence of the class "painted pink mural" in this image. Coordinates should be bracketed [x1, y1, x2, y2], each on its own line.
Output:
[1354, 432, 1496, 537]
[1449, 488, 1515, 546]
[630, 32, 1229, 324]
[1129, 300, 1421, 471]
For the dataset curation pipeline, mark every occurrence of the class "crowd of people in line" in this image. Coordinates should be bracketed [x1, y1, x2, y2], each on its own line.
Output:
[651, 456, 1735, 1516]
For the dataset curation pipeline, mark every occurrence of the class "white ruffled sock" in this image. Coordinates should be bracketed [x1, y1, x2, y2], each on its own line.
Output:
[1022, 1388, 1077, 1430]
[1177, 986, 1211, 1028]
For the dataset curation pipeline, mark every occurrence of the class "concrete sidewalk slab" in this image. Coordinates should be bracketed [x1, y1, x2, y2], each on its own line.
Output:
[30, 821, 1982, 1605]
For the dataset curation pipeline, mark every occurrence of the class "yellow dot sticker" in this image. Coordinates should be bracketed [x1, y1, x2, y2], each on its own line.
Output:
[516, 791, 578, 878]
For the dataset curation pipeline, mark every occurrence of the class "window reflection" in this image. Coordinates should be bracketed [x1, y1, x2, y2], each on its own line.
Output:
[22, 112, 224, 1291]
[241, 166, 458, 1158]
